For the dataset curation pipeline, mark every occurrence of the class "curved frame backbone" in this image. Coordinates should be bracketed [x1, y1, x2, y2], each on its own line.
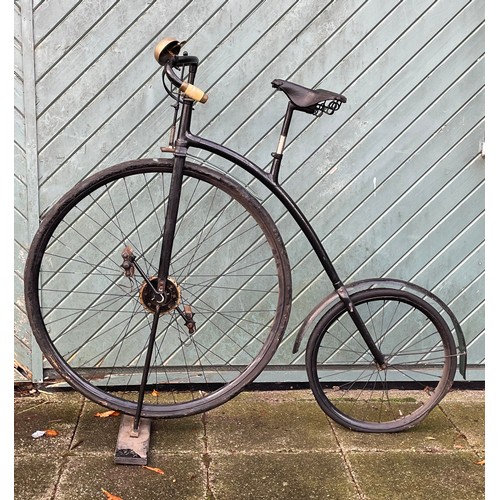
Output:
[186, 132, 343, 288]
[183, 135, 467, 380]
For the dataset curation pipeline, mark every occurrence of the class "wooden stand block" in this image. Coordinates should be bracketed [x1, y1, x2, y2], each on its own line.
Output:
[114, 415, 152, 465]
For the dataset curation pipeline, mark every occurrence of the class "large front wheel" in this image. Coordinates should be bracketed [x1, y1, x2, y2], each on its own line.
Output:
[24, 159, 291, 418]
[306, 288, 457, 432]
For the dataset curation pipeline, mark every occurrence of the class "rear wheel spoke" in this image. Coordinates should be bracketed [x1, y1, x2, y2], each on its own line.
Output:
[306, 288, 457, 433]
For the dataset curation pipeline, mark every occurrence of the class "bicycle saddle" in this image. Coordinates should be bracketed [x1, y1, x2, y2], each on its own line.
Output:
[272, 79, 346, 110]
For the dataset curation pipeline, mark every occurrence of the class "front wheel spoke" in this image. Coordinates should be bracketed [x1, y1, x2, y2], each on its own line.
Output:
[46, 292, 135, 339]
[193, 306, 275, 328]
[183, 288, 269, 351]
[28, 163, 288, 418]
[64, 301, 148, 365]
[174, 219, 263, 279]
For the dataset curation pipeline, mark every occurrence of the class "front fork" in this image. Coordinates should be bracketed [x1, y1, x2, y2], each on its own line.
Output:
[132, 152, 188, 432]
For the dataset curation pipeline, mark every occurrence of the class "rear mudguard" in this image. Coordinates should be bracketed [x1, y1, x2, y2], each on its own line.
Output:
[292, 278, 467, 379]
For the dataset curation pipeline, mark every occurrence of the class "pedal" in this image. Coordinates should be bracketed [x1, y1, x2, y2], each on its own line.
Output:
[183, 305, 196, 334]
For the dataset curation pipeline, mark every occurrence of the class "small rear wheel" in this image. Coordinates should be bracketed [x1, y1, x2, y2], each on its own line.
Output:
[306, 288, 457, 432]
[24, 159, 291, 418]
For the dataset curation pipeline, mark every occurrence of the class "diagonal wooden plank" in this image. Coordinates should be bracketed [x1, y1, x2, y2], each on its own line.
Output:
[36, 1, 152, 112]
[15, 0, 485, 380]
[33, 0, 82, 45]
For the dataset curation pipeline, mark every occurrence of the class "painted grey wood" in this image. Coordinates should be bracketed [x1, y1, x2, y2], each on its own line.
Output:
[15, 0, 485, 383]
[14, 0, 29, 382]
[14, 0, 34, 382]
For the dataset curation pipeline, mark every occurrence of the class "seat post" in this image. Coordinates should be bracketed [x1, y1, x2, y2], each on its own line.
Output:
[270, 102, 295, 183]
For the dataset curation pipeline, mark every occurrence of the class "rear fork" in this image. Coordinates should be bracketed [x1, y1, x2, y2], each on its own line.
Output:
[334, 281, 386, 369]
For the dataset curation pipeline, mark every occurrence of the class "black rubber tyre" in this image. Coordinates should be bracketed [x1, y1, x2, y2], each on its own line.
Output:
[25, 159, 291, 418]
[306, 288, 457, 432]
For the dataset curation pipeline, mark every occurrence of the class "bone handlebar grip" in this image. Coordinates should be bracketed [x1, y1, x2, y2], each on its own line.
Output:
[180, 82, 208, 103]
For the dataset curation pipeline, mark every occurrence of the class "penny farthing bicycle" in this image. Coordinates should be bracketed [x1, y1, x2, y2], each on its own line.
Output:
[24, 38, 466, 434]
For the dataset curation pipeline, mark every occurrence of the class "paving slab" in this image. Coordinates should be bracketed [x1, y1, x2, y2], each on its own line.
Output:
[13, 388, 486, 500]
[206, 393, 338, 453]
[210, 451, 358, 500]
[54, 454, 206, 500]
[348, 451, 485, 500]
[71, 400, 125, 454]
[439, 400, 485, 451]
[14, 455, 64, 500]
[14, 391, 83, 456]
[332, 406, 469, 452]
[149, 415, 206, 455]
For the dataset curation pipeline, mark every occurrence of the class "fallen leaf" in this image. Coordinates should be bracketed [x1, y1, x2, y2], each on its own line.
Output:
[151, 389, 160, 397]
[44, 429, 59, 437]
[142, 465, 165, 475]
[101, 488, 123, 500]
[95, 410, 120, 418]
[476, 460, 485, 465]
[425, 436, 437, 440]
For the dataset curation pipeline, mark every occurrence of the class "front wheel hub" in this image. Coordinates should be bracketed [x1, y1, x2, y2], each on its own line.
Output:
[139, 277, 181, 314]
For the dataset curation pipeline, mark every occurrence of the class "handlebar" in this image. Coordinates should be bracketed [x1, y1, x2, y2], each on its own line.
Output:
[154, 38, 208, 104]
[164, 56, 208, 104]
